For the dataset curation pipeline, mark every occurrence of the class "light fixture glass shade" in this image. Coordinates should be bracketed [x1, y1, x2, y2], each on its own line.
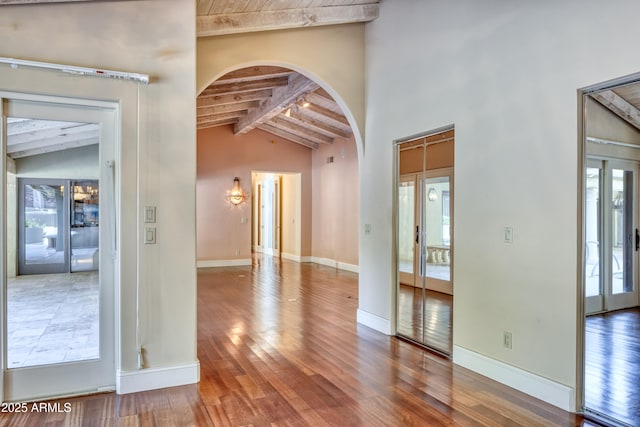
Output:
[427, 187, 437, 201]
[229, 177, 245, 205]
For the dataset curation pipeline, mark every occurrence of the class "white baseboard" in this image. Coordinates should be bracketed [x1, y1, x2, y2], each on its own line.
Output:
[116, 362, 200, 394]
[453, 346, 575, 412]
[357, 309, 392, 335]
[309, 256, 359, 273]
[281, 252, 311, 262]
[197, 259, 252, 268]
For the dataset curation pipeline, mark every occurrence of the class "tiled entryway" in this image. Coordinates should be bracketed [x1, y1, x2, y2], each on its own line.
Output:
[7, 272, 99, 368]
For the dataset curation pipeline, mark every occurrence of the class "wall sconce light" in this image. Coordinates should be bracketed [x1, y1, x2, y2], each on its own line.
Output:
[427, 187, 438, 202]
[228, 177, 245, 205]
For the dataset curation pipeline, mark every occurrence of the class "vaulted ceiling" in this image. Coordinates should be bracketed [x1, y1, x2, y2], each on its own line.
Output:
[2, 0, 379, 156]
[590, 84, 640, 132]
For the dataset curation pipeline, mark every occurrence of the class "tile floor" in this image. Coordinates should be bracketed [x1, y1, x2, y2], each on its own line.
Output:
[7, 272, 99, 368]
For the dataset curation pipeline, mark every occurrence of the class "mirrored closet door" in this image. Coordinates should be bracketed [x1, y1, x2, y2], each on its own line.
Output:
[395, 127, 454, 355]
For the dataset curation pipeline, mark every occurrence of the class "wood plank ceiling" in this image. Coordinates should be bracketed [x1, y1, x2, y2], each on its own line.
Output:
[2, 0, 379, 154]
[198, 66, 353, 149]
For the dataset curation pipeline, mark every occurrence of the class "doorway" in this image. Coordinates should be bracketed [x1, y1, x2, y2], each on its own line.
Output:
[2, 95, 116, 401]
[580, 76, 640, 426]
[395, 127, 454, 355]
[252, 172, 302, 261]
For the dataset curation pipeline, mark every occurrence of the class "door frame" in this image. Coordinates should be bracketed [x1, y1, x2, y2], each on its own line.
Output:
[1, 92, 118, 401]
[577, 71, 640, 420]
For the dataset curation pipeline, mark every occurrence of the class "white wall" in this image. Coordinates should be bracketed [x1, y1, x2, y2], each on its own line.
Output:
[0, 0, 197, 392]
[362, 0, 640, 411]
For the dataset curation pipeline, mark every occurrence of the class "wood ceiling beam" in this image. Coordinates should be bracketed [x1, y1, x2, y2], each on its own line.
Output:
[197, 89, 273, 106]
[258, 124, 319, 150]
[234, 72, 319, 135]
[286, 111, 352, 139]
[216, 67, 294, 85]
[199, 77, 288, 97]
[197, 111, 245, 127]
[269, 116, 334, 145]
[197, 101, 259, 117]
[592, 90, 640, 131]
[8, 123, 98, 146]
[8, 136, 98, 159]
[303, 103, 350, 128]
[197, 4, 380, 37]
[197, 119, 239, 130]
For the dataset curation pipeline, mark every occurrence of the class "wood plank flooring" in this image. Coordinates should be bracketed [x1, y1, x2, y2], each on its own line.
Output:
[585, 307, 640, 426]
[1, 257, 595, 426]
[397, 284, 452, 354]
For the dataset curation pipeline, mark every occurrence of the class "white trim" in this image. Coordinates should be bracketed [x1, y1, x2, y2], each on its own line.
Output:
[281, 252, 304, 262]
[116, 362, 200, 394]
[197, 259, 252, 268]
[309, 256, 360, 273]
[336, 261, 359, 274]
[453, 346, 575, 412]
[357, 309, 392, 334]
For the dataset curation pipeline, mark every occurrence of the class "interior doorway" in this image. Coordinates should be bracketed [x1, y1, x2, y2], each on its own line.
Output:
[580, 76, 640, 426]
[2, 94, 116, 401]
[395, 127, 454, 355]
[252, 172, 302, 261]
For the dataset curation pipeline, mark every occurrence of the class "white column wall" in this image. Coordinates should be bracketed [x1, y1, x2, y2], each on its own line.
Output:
[361, 0, 640, 410]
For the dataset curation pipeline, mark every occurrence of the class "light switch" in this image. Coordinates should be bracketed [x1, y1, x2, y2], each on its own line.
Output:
[365, 224, 372, 235]
[504, 227, 513, 244]
[144, 206, 156, 223]
[144, 227, 156, 244]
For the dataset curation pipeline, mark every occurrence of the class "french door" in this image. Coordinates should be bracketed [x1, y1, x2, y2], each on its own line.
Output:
[2, 95, 116, 401]
[585, 158, 640, 314]
[18, 178, 99, 275]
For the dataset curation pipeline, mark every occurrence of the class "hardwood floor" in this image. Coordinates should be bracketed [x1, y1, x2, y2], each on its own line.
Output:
[1, 257, 595, 426]
[585, 307, 640, 426]
[397, 284, 452, 354]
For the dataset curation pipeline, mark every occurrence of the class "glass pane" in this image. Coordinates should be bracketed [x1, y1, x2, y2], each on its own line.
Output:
[398, 180, 415, 275]
[585, 167, 601, 297]
[423, 177, 451, 281]
[71, 181, 99, 272]
[611, 169, 634, 294]
[23, 183, 65, 267]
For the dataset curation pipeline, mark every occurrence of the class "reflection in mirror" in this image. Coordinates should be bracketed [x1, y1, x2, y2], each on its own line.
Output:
[395, 128, 454, 355]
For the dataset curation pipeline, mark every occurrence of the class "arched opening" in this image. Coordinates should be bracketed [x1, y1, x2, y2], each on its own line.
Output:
[195, 65, 360, 271]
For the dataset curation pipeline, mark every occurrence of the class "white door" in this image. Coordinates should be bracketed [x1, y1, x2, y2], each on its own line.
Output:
[585, 159, 640, 314]
[1, 95, 116, 401]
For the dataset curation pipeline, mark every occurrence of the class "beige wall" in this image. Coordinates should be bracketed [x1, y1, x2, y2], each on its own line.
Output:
[197, 126, 313, 261]
[0, 0, 197, 383]
[311, 136, 359, 267]
[197, 126, 360, 267]
[362, 0, 640, 411]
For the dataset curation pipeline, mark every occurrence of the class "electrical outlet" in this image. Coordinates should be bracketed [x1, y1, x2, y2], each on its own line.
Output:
[503, 331, 513, 349]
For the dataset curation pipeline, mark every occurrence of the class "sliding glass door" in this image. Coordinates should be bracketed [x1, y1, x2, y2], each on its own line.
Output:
[585, 159, 640, 314]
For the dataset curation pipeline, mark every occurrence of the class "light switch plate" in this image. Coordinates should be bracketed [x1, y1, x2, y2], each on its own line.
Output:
[504, 227, 513, 244]
[144, 206, 156, 223]
[144, 227, 156, 244]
